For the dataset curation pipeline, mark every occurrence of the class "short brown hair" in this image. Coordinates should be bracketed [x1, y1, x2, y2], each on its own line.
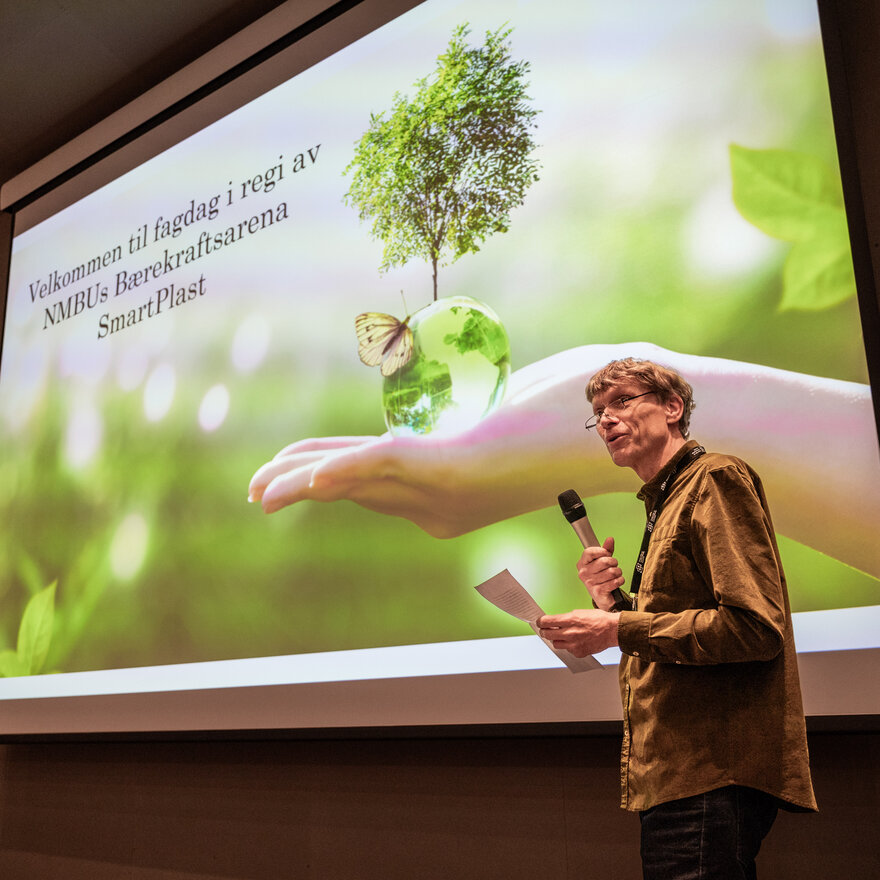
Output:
[586, 358, 695, 438]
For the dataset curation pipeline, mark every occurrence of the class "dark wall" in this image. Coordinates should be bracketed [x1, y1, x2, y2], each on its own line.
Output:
[0, 730, 877, 879]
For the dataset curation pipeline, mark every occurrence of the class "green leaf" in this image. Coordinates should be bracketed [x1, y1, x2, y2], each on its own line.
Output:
[16, 581, 57, 675]
[0, 650, 26, 678]
[781, 223, 857, 311]
[730, 144, 845, 241]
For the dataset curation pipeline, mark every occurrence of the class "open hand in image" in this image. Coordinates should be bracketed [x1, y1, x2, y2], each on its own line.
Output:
[248, 342, 880, 576]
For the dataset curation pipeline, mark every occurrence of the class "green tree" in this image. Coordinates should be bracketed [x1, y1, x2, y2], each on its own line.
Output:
[344, 24, 540, 301]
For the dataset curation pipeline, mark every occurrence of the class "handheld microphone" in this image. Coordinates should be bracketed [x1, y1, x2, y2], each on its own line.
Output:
[557, 489, 631, 611]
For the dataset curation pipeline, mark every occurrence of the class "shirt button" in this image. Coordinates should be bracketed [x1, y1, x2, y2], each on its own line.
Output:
[632, 651, 640, 657]
[675, 660, 681, 665]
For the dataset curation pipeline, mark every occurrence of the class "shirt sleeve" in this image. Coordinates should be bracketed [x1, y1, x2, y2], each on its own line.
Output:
[617, 462, 787, 665]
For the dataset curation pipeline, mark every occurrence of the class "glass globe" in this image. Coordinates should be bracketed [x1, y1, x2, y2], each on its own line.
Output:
[382, 296, 510, 437]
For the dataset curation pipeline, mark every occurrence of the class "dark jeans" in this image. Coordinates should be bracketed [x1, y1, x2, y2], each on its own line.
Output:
[639, 785, 779, 880]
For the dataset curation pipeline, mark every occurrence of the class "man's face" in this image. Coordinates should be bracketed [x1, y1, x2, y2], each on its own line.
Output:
[591, 382, 678, 474]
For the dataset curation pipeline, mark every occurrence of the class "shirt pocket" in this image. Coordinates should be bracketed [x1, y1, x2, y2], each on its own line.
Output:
[640, 529, 712, 612]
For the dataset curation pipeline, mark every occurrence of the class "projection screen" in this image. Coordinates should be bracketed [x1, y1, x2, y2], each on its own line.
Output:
[0, 0, 878, 735]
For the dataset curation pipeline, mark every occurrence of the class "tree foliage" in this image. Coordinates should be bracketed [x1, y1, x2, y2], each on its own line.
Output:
[344, 24, 540, 300]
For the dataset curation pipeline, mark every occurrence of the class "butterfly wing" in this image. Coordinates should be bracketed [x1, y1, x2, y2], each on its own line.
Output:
[355, 312, 413, 376]
[378, 324, 414, 377]
[355, 313, 398, 367]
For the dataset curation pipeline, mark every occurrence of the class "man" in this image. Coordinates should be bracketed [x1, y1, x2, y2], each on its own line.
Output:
[537, 357, 816, 880]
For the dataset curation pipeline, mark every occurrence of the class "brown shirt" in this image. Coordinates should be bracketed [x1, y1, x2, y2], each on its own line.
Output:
[616, 440, 817, 812]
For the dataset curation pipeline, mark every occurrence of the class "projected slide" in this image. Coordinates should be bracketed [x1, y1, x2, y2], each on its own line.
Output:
[1, 0, 878, 696]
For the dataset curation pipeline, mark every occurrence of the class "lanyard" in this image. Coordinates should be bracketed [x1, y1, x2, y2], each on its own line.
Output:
[630, 445, 705, 595]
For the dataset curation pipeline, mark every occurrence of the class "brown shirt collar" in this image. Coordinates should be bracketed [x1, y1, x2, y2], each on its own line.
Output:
[636, 438, 702, 506]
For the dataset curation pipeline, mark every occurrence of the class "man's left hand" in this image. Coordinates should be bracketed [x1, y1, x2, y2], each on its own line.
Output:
[536, 610, 620, 657]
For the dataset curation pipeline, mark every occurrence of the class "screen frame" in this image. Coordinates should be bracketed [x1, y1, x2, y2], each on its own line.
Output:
[0, 646, 876, 740]
[1, 0, 878, 738]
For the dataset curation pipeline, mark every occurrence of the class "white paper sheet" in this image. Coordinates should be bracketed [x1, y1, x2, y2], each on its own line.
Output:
[475, 570, 601, 672]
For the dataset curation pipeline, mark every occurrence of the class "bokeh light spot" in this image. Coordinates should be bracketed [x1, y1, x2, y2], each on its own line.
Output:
[110, 513, 149, 581]
[684, 185, 778, 281]
[143, 362, 176, 422]
[199, 384, 230, 432]
[231, 314, 270, 373]
[64, 398, 103, 469]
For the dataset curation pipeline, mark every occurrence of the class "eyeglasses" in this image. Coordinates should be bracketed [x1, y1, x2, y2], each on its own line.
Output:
[585, 390, 657, 431]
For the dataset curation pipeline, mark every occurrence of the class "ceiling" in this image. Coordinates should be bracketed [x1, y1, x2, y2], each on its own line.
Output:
[0, 0, 292, 190]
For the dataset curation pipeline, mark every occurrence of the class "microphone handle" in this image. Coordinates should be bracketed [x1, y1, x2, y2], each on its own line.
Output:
[570, 518, 632, 611]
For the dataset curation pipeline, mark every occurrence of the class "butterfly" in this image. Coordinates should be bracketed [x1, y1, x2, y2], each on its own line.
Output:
[355, 311, 414, 377]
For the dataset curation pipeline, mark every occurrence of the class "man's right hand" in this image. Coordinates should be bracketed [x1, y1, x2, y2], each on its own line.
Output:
[577, 536, 626, 611]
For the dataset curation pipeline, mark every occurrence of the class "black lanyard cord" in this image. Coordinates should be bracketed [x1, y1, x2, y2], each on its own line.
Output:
[630, 445, 706, 596]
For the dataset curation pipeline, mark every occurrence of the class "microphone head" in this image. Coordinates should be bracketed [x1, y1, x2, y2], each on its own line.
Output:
[557, 489, 586, 523]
